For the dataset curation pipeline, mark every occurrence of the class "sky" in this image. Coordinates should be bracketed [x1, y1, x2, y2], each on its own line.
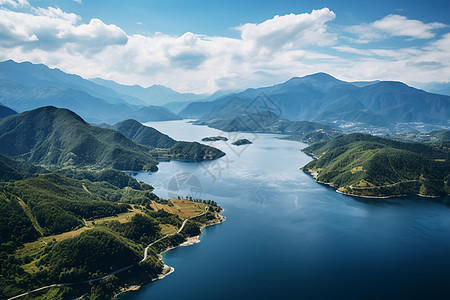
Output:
[0, 0, 450, 93]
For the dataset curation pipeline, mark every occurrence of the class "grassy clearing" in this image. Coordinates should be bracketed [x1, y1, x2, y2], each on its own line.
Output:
[85, 205, 144, 226]
[159, 224, 177, 236]
[151, 199, 207, 219]
[16, 199, 207, 274]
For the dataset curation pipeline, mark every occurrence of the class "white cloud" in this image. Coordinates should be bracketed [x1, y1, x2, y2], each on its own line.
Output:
[0, 4, 449, 93]
[237, 8, 336, 51]
[74, 0, 82, 3]
[0, 0, 29, 8]
[0, 7, 127, 51]
[373, 14, 446, 39]
[348, 14, 446, 42]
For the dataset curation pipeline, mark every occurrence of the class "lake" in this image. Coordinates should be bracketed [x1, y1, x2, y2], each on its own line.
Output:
[121, 120, 450, 300]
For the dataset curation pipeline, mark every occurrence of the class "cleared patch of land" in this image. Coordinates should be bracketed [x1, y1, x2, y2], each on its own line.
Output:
[15, 199, 206, 275]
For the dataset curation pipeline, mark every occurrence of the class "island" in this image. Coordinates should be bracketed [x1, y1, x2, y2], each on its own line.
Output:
[201, 136, 229, 142]
[301, 133, 450, 198]
[232, 138, 253, 146]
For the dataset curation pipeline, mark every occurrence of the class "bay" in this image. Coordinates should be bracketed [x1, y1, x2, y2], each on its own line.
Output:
[121, 120, 450, 300]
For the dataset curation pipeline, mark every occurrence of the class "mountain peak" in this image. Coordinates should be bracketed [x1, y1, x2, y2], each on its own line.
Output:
[282, 72, 352, 92]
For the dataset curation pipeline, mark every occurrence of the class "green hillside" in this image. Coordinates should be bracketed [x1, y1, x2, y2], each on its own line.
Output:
[112, 119, 177, 148]
[169, 141, 226, 161]
[302, 133, 450, 197]
[0, 106, 158, 171]
[109, 119, 226, 161]
[0, 155, 222, 299]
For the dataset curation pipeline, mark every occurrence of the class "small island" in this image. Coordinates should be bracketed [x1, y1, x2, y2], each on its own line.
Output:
[201, 136, 229, 142]
[232, 139, 252, 146]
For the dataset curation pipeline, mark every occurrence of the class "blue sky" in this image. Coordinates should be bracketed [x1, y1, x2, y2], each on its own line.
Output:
[1, 0, 449, 92]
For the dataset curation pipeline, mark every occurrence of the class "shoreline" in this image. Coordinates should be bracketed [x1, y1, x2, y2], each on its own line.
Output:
[302, 169, 448, 200]
[117, 211, 226, 298]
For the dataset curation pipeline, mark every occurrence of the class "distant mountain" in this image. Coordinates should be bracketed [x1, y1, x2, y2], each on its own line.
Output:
[0, 60, 144, 106]
[126, 105, 181, 122]
[302, 133, 450, 197]
[181, 73, 450, 133]
[163, 90, 240, 114]
[0, 79, 180, 124]
[91, 78, 206, 106]
[0, 106, 158, 171]
[0, 60, 181, 123]
[0, 104, 17, 119]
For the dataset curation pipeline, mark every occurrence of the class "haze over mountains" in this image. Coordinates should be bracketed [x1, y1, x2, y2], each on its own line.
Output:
[0, 60, 182, 123]
[1, 60, 449, 135]
[181, 73, 450, 134]
[91, 78, 206, 106]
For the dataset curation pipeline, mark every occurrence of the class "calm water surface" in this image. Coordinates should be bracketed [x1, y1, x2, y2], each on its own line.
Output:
[121, 120, 450, 300]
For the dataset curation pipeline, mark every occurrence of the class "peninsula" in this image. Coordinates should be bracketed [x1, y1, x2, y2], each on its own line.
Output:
[302, 133, 450, 198]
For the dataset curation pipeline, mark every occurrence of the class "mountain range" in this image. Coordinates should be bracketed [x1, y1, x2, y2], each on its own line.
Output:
[0, 60, 181, 123]
[91, 77, 206, 106]
[2, 60, 449, 135]
[0, 106, 159, 171]
[0, 106, 224, 170]
[181, 73, 450, 134]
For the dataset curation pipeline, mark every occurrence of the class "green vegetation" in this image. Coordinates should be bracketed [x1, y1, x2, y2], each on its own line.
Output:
[0, 106, 158, 171]
[109, 118, 227, 162]
[201, 136, 228, 142]
[302, 133, 450, 197]
[112, 119, 177, 148]
[169, 141, 225, 161]
[0, 154, 223, 300]
[280, 130, 342, 144]
[0, 153, 47, 181]
[387, 129, 450, 143]
[232, 138, 253, 146]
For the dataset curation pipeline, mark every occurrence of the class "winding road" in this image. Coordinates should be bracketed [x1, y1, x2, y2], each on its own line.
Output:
[7, 206, 209, 300]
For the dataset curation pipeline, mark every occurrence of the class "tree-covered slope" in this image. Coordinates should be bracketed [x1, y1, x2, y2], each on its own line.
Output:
[302, 134, 450, 197]
[0, 155, 222, 300]
[112, 119, 177, 148]
[169, 141, 226, 161]
[109, 119, 226, 161]
[0, 106, 158, 171]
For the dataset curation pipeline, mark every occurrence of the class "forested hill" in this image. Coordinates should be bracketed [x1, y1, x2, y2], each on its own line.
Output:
[302, 133, 450, 197]
[106, 119, 226, 161]
[0, 154, 223, 299]
[0, 106, 158, 171]
[111, 119, 177, 148]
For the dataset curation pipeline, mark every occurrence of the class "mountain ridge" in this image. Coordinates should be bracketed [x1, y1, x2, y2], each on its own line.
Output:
[181, 73, 450, 133]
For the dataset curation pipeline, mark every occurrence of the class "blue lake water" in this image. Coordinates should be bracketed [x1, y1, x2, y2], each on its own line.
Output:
[121, 120, 450, 300]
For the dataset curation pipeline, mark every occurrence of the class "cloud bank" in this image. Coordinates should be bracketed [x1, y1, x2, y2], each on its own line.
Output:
[0, 4, 448, 93]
